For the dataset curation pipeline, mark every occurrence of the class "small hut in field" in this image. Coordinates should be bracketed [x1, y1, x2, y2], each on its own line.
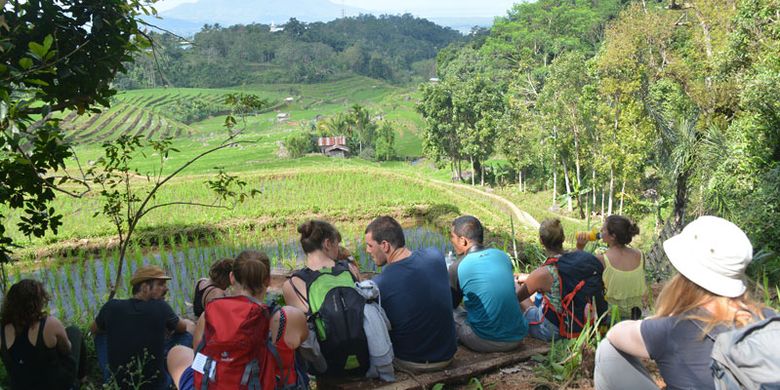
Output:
[317, 136, 350, 158]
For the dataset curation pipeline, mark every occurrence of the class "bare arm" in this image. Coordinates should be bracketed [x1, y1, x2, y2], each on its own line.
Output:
[175, 318, 195, 334]
[193, 315, 206, 349]
[576, 232, 589, 250]
[606, 320, 649, 358]
[46, 316, 71, 355]
[517, 267, 553, 302]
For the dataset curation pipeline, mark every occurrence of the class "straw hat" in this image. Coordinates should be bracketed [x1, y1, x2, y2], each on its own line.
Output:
[130, 265, 171, 286]
[663, 216, 753, 298]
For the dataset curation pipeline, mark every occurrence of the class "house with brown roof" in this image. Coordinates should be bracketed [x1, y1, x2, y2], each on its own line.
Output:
[317, 136, 350, 158]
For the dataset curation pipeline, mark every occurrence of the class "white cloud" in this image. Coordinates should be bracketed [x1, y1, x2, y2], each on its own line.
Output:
[155, 0, 520, 18]
[155, 0, 199, 12]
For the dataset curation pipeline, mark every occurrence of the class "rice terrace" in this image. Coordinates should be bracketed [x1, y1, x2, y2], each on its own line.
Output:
[1, 0, 779, 389]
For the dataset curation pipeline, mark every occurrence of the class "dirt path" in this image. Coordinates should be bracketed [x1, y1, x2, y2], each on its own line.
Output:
[436, 180, 540, 229]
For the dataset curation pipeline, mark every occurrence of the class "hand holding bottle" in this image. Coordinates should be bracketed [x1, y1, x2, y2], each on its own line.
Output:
[576, 227, 600, 250]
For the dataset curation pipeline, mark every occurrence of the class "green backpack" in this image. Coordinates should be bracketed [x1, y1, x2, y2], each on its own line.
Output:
[291, 261, 369, 376]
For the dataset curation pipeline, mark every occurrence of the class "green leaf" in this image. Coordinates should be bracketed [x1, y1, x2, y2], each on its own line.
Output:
[28, 41, 45, 59]
[18, 57, 32, 69]
[42, 35, 53, 53]
[24, 78, 49, 87]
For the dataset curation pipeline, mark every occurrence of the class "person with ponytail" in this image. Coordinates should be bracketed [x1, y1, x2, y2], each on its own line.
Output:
[593, 216, 772, 390]
[282, 220, 360, 313]
[578, 215, 647, 320]
[167, 251, 307, 389]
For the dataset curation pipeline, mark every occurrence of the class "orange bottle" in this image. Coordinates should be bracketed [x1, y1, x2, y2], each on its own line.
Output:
[579, 227, 601, 241]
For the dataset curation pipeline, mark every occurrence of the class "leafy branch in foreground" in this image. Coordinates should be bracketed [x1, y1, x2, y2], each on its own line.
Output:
[0, 0, 157, 289]
[87, 94, 267, 300]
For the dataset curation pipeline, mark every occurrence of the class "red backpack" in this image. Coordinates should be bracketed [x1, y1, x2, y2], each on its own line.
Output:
[193, 295, 292, 390]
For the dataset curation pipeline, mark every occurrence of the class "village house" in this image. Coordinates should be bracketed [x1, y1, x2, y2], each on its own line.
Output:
[317, 136, 350, 158]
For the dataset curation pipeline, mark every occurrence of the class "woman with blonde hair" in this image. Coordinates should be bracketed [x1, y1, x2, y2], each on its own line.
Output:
[594, 216, 772, 390]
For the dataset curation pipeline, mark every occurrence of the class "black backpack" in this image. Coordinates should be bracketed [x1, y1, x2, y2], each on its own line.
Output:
[540, 251, 608, 338]
[291, 261, 369, 377]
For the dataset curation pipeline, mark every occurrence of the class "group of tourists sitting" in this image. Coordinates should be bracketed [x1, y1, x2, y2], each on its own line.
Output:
[0, 213, 776, 389]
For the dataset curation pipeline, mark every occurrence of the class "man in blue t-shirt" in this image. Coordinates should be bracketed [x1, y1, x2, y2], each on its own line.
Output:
[449, 215, 528, 352]
[365, 216, 457, 372]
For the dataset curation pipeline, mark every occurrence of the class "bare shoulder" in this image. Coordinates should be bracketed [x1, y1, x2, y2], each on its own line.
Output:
[281, 305, 306, 323]
[45, 315, 66, 332]
[43, 315, 67, 349]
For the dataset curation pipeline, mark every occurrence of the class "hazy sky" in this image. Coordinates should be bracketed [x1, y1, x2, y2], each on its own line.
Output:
[155, 0, 520, 17]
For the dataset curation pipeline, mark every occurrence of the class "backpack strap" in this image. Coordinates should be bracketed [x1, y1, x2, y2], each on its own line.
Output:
[241, 358, 261, 390]
[333, 260, 357, 282]
[290, 269, 320, 312]
[267, 338, 289, 389]
[540, 259, 590, 338]
[201, 357, 215, 390]
[0, 323, 6, 352]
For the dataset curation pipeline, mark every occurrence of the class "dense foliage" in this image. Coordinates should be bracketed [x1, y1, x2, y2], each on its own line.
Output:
[418, 0, 780, 281]
[0, 0, 153, 264]
[284, 104, 397, 161]
[115, 14, 462, 87]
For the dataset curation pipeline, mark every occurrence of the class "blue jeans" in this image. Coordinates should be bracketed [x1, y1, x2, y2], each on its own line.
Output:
[524, 305, 561, 342]
[95, 331, 193, 389]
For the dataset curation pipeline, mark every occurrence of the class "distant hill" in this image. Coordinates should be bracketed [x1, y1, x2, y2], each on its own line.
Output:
[118, 14, 464, 88]
[148, 0, 493, 36]
[154, 0, 364, 34]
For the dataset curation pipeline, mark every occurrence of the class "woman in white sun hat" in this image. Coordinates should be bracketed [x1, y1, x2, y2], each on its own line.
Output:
[593, 215, 773, 390]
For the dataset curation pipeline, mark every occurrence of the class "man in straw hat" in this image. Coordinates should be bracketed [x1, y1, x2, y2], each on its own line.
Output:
[91, 265, 195, 390]
[593, 216, 774, 390]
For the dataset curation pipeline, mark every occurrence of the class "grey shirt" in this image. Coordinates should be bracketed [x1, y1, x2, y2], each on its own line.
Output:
[640, 315, 716, 390]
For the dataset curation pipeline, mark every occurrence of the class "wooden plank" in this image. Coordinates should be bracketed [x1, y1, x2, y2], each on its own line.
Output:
[328, 341, 550, 390]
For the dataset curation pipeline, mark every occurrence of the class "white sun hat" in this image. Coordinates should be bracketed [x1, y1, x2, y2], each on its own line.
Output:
[662, 216, 753, 298]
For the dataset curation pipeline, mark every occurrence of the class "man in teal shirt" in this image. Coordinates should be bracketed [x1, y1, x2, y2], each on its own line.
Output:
[449, 215, 528, 352]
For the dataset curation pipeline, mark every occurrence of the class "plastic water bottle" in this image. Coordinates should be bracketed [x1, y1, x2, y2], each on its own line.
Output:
[445, 251, 455, 270]
[577, 227, 601, 241]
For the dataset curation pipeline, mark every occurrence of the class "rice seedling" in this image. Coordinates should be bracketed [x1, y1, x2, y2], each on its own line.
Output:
[19, 222, 451, 323]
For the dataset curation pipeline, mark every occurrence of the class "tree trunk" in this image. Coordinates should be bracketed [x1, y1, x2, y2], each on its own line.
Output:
[518, 170, 522, 192]
[608, 166, 614, 216]
[109, 239, 129, 300]
[552, 158, 557, 209]
[592, 168, 597, 210]
[481, 163, 485, 186]
[619, 175, 626, 215]
[470, 155, 475, 186]
[452, 162, 458, 182]
[601, 187, 605, 220]
[574, 130, 584, 218]
[673, 168, 690, 230]
[562, 155, 573, 212]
